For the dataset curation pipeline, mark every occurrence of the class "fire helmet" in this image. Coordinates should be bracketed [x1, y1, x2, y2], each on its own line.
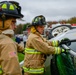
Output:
[0, 1, 24, 18]
[0, 1, 24, 30]
[31, 15, 46, 26]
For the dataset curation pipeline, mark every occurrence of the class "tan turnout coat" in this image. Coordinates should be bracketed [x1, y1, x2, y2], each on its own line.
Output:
[0, 33, 24, 75]
[24, 32, 55, 74]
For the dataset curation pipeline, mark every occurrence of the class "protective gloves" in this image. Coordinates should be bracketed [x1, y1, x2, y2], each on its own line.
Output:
[59, 38, 71, 46]
[51, 38, 71, 47]
[51, 40, 59, 47]
[54, 47, 68, 54]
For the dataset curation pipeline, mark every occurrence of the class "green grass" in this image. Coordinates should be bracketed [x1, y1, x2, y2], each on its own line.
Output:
[18, 53, 24, 62]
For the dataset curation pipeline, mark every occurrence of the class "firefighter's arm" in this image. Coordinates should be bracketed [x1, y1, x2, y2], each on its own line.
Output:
[43, 38, 52, 46]
[1, 43, 22, 75]
[43, 38, 59, 47]
[15, 42, 24, 53]
[31, 37, 65, 54]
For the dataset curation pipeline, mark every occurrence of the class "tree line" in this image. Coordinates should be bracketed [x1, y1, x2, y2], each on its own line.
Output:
[15, 17, 76, 34]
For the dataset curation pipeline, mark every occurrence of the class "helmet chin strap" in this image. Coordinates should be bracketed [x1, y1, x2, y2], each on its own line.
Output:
[34, 26, 41, 34]
[2, 14, 6, 28]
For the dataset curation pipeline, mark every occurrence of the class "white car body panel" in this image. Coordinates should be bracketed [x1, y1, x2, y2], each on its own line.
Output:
[50, 28, 76, 41]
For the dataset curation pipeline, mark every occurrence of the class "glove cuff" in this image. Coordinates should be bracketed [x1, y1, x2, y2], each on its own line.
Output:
[52, 40, 59, 47]
[54, 47, 61, 54]
[54, 47, 65, 54]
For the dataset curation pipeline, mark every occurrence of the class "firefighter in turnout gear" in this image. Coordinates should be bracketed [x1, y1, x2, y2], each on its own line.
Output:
[23, 15, 66, 75]
[0, 1, 24, 75]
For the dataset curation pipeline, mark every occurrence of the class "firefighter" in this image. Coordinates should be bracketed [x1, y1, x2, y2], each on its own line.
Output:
[23, 15, 66, 75]
[0, 1, 24, 75]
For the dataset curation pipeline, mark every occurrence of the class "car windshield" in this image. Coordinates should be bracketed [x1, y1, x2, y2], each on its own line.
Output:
[69, 42, 76, 52]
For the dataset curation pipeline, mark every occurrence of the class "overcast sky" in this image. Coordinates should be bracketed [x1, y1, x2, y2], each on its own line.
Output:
[1, 0, 76, 24]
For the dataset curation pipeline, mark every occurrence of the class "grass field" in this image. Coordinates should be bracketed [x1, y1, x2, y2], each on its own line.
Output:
[18, 53, 24, 62]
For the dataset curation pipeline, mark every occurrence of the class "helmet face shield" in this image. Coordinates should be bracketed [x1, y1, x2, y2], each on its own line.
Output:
[32, 15, 46, 26]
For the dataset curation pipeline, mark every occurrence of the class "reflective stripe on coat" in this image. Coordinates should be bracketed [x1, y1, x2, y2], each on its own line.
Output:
[23, 32, 55, 74]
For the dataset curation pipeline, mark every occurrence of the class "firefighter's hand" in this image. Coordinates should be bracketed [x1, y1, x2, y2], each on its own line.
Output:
[59, 38, 71, 45]
[51, 40, 59, 47]
[54, 47, 68, 54]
